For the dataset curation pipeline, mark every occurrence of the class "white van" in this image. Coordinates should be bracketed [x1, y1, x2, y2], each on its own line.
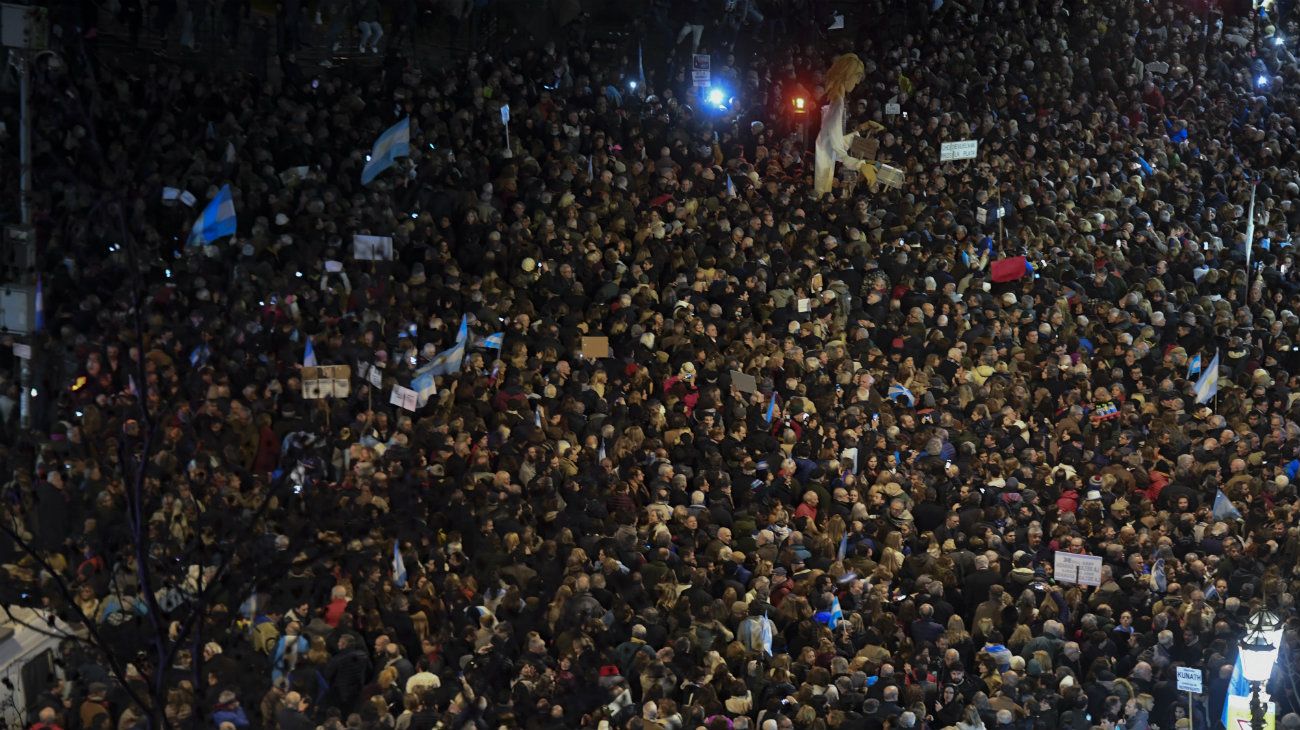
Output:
[0, 607, 85, 730]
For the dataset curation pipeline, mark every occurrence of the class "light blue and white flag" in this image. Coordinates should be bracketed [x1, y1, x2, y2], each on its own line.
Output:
[392, 539, 408, 588]
[765, 392, 777, 422]
[188, 184, 237, 245]
[1187, 353, 1202, 379]
[303, 337, 317, 367]
[888, 383, 915, 407]
[482, 332, 505, 350]
[1194, 350, 1219, 404]
[418, 315, 469, 378]
[411, 369, 437, 408]
[1213, 489, 1243, 521]
[726, 174, 737, 198]
[1222, 652, 1249, 727]
[361, 118, 411, 185]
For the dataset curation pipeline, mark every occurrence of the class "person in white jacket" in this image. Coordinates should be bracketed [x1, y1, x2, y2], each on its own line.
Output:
[814, 54, 872, 196]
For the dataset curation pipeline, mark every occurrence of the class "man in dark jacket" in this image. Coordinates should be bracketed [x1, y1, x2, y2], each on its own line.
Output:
[323, 634, 371, 712]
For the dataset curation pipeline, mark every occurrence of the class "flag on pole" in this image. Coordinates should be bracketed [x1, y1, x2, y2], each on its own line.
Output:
[1151, 558, 1167, 593]
[837, 533, 848, 561]
[1222, 653, 1249, 727]
[1187, 353, 1202, 379]
[33, 275, 44, 332]
[535, 407, 543, 428]
[392, 539, 408, 588]
[360, 118, 412, 185]
[726, 174, 737, 198]
[188, 184, 237, 246]
[482, 332, 505, 350]
[1213, 489, 1243, 521]
[190, 344, 210, 368]
[765, 392, 777, 422]
[418, 315, 469, 377]
[598, 438, 606, 461]
[588, 155, 594, 180]
[1194, 350, 1219, 404]
[637, 41, 646, 93]
[127, 374, 139, 397]
[303, 337, 318, 367]
[827, 595, 843, 629]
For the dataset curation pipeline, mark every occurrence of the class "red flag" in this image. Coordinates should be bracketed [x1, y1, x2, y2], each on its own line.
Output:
[990, 256, 1028, 283]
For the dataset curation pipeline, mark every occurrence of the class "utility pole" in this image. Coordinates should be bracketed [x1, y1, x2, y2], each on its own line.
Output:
[2, 3, 49, 430]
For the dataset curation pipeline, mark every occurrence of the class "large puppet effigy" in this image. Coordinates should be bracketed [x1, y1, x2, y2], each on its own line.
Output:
[814, 53, 875, 196]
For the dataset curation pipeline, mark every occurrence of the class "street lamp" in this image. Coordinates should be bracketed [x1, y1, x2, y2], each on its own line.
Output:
[1240, 629, 1279, 730]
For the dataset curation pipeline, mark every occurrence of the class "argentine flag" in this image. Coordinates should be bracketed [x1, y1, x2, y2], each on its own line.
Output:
[726, 174, 737, 198]
[1222, 653, 1250, 727]
[303, 337, 318, 368]
[482, 332, 505, 350]
[1213, 489, 1243, 521]
[392, 539, 408, 588]
[1193, 350, 1219, 404]
[188, 184, 237, 246]
[1187, 353, 1202, 379]
[765, 392, 778, 423]
[888, 383, 915, 407]
[418, 315, 469, 378]
[361, 118, 412, 185]
[411, 369, 437, 408]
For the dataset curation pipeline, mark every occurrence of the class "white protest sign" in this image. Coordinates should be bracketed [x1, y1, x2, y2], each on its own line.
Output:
[162, 187, 181, 204]
[1146, 61, 1170, 75]
[885, 102, 901, 116]
[12, 342, 31, 359]
[940, 139, 979, 161]
[692, 54, 711, 87]
[1053, 551, 1103, 586]
[368, 364, 383, 388]
[352, 234, 394, 261]
[390, 384, 418, 411]
[180, 190, 197, 207]
[1176, 666, 1202, 693]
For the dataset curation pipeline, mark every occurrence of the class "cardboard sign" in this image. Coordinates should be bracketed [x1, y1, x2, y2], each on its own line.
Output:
[1053, 551, 1103, 586]
[303, 365, 351, 399]
[692, 54, 711, 87]
[1176, 666, 1202, 693]
[730, 370, 758, 394]
[581, 336, 611, 359]
[12, 342, 31, 359]
[352, 234, 394, 261]
[390, 384, 419, 411]
[885, 102, 901, 116]
[850, 136, 879, 161]
[940, 139, 979, 161]
[877, 164, 905, 190]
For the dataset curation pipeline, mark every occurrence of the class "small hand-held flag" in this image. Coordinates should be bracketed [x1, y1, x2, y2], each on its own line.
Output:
[303, 337, 318, 367]
[1222, 653, 1249, 727]
[888, 383, 915, 407]
[1194, 350, 1219, 404]
[392, 540, 408, 588]
[765, 392, 777, 422]
[1213, 488, 1242, 521]
[483, 332, 505, 350]
[726, 174, 737, 198]
[361, 118, 412, 185]
[188, 184, 237, 246]
[1187, 353, 1202, 379]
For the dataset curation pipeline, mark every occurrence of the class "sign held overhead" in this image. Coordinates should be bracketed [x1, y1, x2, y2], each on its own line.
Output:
[940, 139, 979, 161]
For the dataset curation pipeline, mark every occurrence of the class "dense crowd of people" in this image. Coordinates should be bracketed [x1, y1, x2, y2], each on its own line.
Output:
[5, 0, 1300, 729]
